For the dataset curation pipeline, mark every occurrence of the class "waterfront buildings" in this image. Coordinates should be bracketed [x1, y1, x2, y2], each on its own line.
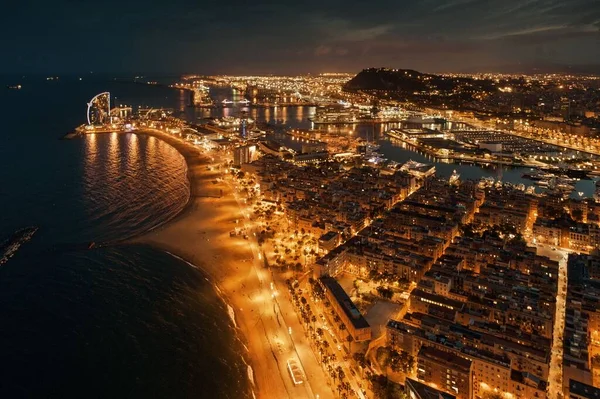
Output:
[318, 276, 372, 342]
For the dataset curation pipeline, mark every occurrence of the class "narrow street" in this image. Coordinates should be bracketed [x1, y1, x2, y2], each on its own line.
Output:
[295, 277, 369, 399]
[537, 244, 569, 399]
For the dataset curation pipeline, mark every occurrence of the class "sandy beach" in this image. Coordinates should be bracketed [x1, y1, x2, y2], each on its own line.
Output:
[130, 129, 323, 399]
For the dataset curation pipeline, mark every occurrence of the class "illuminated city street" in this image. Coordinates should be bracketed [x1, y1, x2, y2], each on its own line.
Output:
[225, 170, 334, 399]
[537, 244, 570, 399]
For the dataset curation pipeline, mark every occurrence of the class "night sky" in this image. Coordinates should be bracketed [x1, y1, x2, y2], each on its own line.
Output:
[2, 0, 599, 75]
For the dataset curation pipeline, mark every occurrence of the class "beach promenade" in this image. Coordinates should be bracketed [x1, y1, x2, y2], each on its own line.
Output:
[130, 129, 333, 399]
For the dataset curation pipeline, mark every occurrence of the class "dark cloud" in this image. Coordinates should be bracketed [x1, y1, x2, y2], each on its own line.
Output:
[1, 0, 599, 74]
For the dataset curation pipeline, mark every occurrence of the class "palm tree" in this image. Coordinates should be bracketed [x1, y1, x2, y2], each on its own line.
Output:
[406, 354, 415, 374]
[343, 382, 351, 393]
[339, 323, 347, 339]
[336, 365, 345, 381]
[389, 349, 401, 373]
[311, 315, 317, 326]
[330, 370, 337, 385]
[353, 352, 366, 368]
[318, 345, 324, 363]
[346, 334, 353, 353]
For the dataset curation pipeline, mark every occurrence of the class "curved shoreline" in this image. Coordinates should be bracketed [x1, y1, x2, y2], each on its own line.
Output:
[125, 129, 291, 399]
[129, 129, 202, 227]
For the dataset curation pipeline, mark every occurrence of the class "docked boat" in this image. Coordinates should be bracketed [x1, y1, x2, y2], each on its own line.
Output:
[247, 128, 266, 139]
[522, 172, 544, 181]
[365, 143, 380, 152]
[545, 177, 575, 192]
[400, 160, 436, 178]
[543, 167, 590, 179]
[562, 168, 591, 179]
[479, 176, 495, 187]
[366, 155, 387, 164]
[522, 170, 554, 181]
[554, 184, 575, 192]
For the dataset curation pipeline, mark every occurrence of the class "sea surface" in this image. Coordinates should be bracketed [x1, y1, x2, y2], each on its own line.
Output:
[0, 76, 250, 398]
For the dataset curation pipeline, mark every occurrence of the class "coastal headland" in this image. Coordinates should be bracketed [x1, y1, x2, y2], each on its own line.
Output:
[126, 129, 325, 399]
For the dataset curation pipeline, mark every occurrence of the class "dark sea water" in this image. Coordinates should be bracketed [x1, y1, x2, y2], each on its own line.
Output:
[0, 77, 250, 398]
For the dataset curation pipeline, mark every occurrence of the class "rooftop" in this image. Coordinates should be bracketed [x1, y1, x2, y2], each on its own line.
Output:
[319, 276, 370, 330]
[418, 345, 472, 373]
[405, 378, 456, 399]
[319, 231, 339, 242]
[569, 379, 600, 398]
